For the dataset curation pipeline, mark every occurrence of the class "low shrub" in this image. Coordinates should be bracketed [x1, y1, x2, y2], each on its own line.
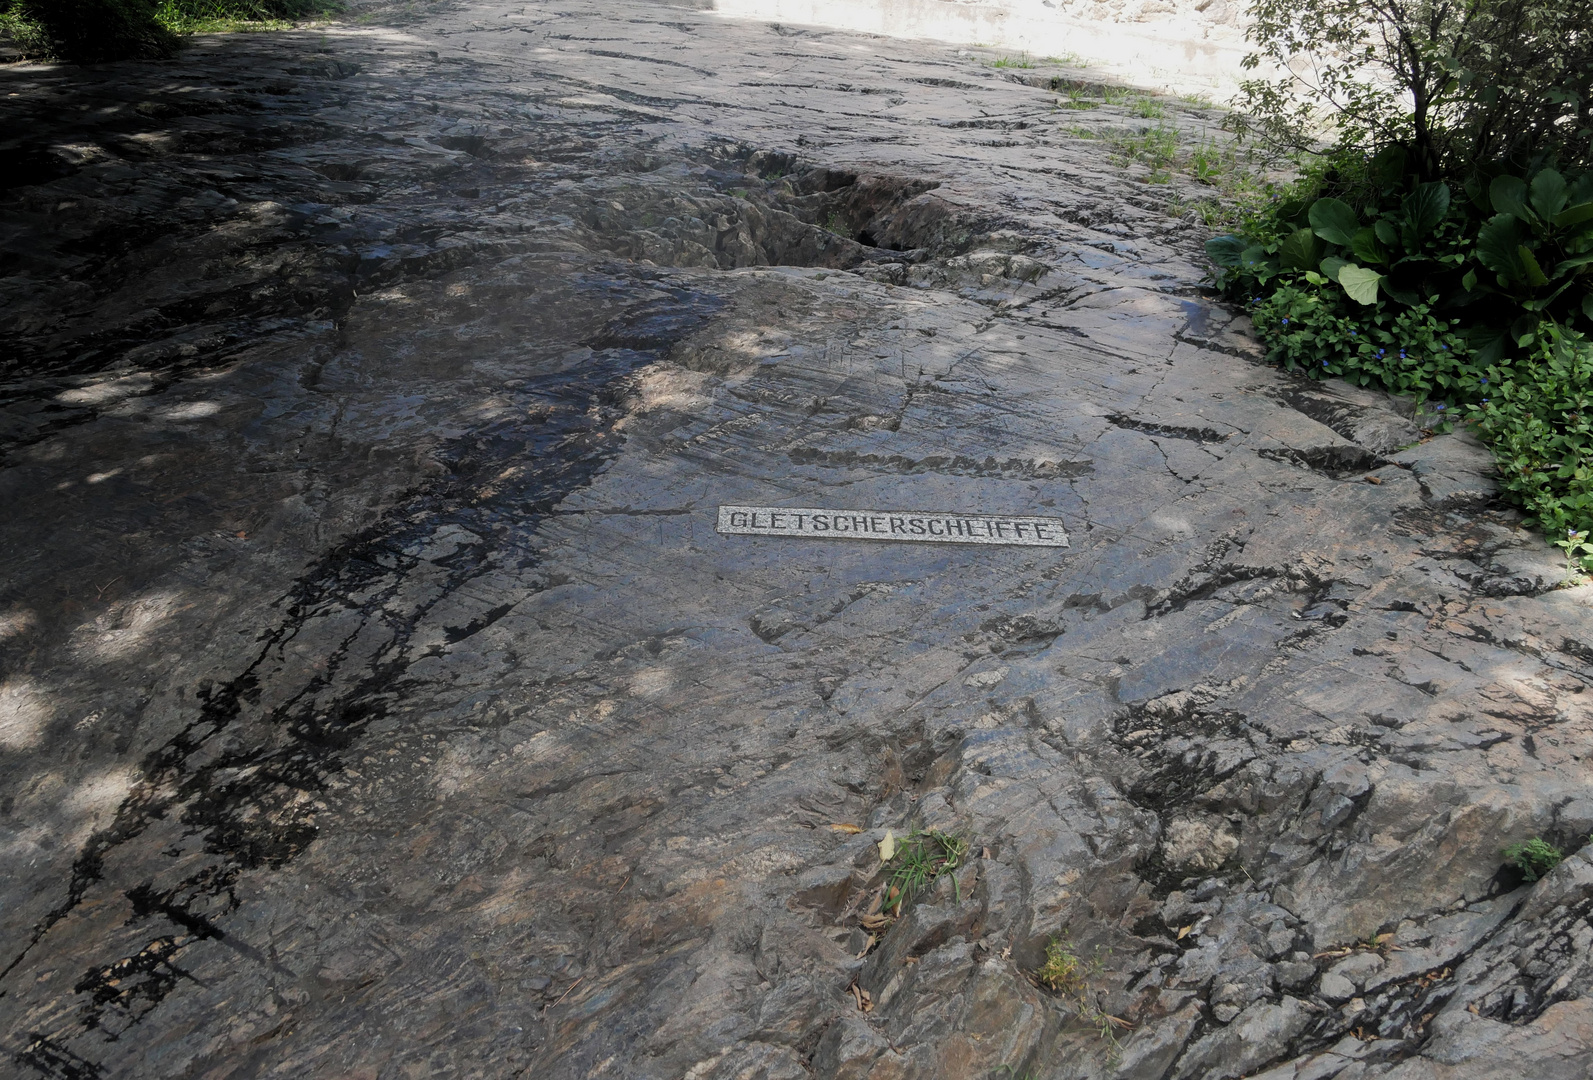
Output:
[1, 0, 335, 62]
[1209, 154, 1593, 542]
[2, 0, 178, 62]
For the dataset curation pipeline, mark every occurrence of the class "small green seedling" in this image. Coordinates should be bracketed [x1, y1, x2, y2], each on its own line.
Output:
[882, 829, 968, 914]
[991, 53, 1036, 69]
[1505, 837, 1564, 882]
[1554, 529, 1593, 581]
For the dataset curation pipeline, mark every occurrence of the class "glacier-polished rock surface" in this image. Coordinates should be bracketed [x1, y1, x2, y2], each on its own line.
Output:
[3, 4, 1593, 1077]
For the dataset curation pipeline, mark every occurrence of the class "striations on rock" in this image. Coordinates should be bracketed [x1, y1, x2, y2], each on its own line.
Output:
[1, 1, 1592, 1078]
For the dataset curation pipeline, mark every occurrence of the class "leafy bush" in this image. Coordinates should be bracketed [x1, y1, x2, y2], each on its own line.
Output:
[1468, 326, 1593, 541]
[1211, 155, 1593, 363]
[2, 0, 178, 62]
[1209, 150, 1593, 538]
[1504, 837, 1566, 882]
[1, 0, 333, 61]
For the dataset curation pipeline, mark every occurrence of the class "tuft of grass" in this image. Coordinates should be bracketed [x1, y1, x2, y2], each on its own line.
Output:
[1056, 86, 1099, 111]
[1178, 91, 1215, 108]
[1130, 96, 1168, 120]
[882, 830, 968, 915]
[991, 52, 1036, 69]
[1109, 125, 1179, 175]
[1505, 837, 1565, 882]
[1036, 935, 1127, 1047]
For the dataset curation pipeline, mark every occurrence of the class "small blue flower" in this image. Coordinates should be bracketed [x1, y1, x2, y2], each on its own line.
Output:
[1436, 403, 1446, 411]
[1399, 350, 1406, 358]
[1349, 329, 1357, 336]
[1481, 398, 1489, 404]
[1377, 349, 1386, 357]
[1322, 360, 1329, 367]
[1480, 378, 1488, 385]
[1282, 318, 1289, 325]
[1441, 343, 1449, 350]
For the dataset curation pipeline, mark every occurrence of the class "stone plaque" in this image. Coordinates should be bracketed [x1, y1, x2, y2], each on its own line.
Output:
[716, 505, 1068, 547]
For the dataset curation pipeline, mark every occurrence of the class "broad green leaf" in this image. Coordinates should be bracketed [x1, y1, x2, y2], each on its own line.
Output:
[1304, 270, 1328, 285]
[1518, 245, 1550, 287]
[1205, 235, 1248, 267]
[1338, 265, 1383, 305]
[1470, 325, 1509, 365]
[1380, 278, 1420, 305]
[1402, 181, 1451, 238]
[1476, 213, 1529, 280]
[1552, 202, 1593, 229]
[1554, 251, 1593, 276]
[1238, 245, 1277, 279]
[1308, 197, 1360, 246]
[1585, 294, 1593, 321]
[1350, 227, 1385, 265]
[1491, 175, 1534, 221]
[1320, 256, 1349, 282]
[1278, 227, 1321, 271]
[1374, 219, 1398, 247]
[1369, 145, 1407, 189]
[1531, 169, 1568, 221]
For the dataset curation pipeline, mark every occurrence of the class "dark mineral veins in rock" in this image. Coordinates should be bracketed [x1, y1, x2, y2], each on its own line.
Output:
[3, 3, 1592, 1077]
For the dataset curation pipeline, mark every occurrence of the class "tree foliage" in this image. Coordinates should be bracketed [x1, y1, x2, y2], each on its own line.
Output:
[1230, 0, 1593, 181]
[2, 0, 177, 62]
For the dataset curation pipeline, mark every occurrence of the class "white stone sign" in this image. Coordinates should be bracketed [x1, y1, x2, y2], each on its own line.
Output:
[716, 505, 1068, 547]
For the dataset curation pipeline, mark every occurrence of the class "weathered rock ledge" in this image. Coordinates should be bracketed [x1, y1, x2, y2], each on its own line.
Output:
[3, 3, 1592, 1078]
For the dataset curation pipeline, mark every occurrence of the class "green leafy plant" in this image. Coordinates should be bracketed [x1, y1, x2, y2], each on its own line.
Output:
[1555, 529, 1593, 580]
[1466, 323, 1593, 536]
[882, 830, 968, 914]
[1504, 837, 1565, 881]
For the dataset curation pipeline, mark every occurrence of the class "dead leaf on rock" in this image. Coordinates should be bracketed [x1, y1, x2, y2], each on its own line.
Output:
[1176, 924, 1193, 939]
[849, 982, 873, 1012]
[878, 829, 896, 862]
[860, 912, 890, 931]
[829, 823, 863, 834]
